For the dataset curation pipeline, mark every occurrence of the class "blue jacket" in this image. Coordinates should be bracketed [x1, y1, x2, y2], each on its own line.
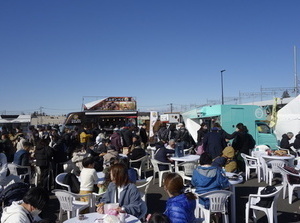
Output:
[13, 150, 29, 166]
[191, 166, 229, 194]
[191, 166, 229, 208]
[164, 193, 196, 223]
[100, 182, 146, 219]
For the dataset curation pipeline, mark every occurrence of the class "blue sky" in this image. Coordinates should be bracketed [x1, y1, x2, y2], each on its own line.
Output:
[1, 0, 300, 115]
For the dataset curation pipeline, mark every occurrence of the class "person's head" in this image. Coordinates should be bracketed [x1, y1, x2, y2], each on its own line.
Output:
[23, 141, 32, 151]
[148, 213, 170, 223]
[142, 123, 147, 129]
[133, 135, 140, 142]
[199, 152, 212, 165]
[168, 139, 176, 149]
[164, 173, 184, 197]
[200, 123, 207, 130]
[287, 132, 294, 139]
[236, 123, 244, 132]
[110, 163, 129, 187]
[82, 157, 94, 168]
[213, 123, 221, 129]
[23, 187, 49, 215]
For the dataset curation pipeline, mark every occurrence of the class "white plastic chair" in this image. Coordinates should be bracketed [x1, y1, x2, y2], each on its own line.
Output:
[241, 153, 262, 182]
[177, 161, 197, 184]
[195, 190, 232, 223]
[265, 160, 287, 185]
[278, 166, 300, 204]
[8, 163, 31, 182]
[55, 173, 71, 191]
[136, 176, 153, 203]
[129, 155, 148, 179]
[245, 186, 283, 223]
[150, 159, 172, 187]
[52, 189, 91, 221]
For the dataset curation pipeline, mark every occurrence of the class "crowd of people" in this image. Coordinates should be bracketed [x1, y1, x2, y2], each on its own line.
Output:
[0, 121, 299, 223]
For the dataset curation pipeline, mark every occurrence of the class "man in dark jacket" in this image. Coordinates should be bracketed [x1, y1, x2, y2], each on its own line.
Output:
[203, 127, 227, 159]
[175, 123, 191, 149]
[13, 142, 31, 166]
[280, 132, 295, 155]
[120, 125, 133, 148]
[139, 123, 148, 149]
[154, 141, 175, 171]
[34, 139, 53, 191]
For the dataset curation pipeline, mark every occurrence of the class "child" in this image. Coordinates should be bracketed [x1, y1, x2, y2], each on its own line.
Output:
[79, 157, 99, 202]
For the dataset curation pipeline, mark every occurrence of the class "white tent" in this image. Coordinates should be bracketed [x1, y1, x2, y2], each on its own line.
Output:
[274, 95, 300, 141]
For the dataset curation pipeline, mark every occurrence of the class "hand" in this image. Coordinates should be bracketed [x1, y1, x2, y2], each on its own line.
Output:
[96, 204, 104, 214]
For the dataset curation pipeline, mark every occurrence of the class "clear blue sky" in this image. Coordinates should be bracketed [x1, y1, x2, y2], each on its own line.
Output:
[1, 0, 300, 115]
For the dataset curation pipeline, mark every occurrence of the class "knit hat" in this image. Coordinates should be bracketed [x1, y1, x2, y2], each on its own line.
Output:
[222, 146, 235, 158]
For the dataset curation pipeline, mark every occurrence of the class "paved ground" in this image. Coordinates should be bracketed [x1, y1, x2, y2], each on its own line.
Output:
[42, 170, 300, 223]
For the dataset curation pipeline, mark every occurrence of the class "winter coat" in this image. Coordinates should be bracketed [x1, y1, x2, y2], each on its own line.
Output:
[13, 150, 30, 166]
[100, 182, 146, 219]
[1, 200, 37, 223]
[139, 128, 148, 145]
[191, 165, 229, 209]
[197, 129, 208, 145]
[293, 134, 300, 149]
[127, 146, 146, 168]
[164, 193, 196, 223]
[121, 129, 133, 147]
[34, 145, 53, 167]
[232, 131, 256, 155]
[203, 132, 227, 159]
[110, 132, 122, 152]
[103, 149, 119, 164]
[154, 146, 175, 171]
[280, 134, 292, 149]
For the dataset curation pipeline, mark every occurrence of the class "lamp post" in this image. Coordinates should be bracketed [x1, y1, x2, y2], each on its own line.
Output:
[221, 70, 226, 104]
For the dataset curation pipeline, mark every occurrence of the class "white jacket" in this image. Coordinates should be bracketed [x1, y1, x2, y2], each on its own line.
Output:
[1, 201, 33, 223]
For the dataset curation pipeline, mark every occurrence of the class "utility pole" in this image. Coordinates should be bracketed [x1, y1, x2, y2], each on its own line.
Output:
[170, 103, 173, 113]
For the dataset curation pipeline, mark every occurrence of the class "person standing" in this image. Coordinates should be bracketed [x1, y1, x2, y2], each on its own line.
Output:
[202, 127, 227, 159]
[197, 123, 208, 146]
[139, 123, 148, 149]
[110, 128, 123, 152]
[34, 138, 54, 191]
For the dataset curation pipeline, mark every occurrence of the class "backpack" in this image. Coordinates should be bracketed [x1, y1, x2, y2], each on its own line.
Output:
[0, 182, 30, 216]
[62, 173, 80, 193]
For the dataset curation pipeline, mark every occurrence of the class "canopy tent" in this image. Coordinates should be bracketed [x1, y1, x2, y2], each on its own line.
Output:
[274, 95, 300, 141]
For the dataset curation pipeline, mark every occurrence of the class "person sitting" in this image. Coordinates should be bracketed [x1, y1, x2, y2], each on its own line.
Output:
[165, 139, 176, 150]
[212, 146, 237, 173]
[103, 145, 119, 166]
[1, 187, 49, 223]
[164, 173, 196, 223]
[191, 152, 229, 208]
[127, 138, 146, 169]
[13, 141, 32, 166]
[154, 141, 175, 171]
[79, 157, 100, 202]
[97, 163, 147, 219]
[280, 132, 296, 155]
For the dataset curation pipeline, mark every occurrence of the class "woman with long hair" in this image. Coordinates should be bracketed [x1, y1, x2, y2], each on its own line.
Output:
[164, 173, 196, 223]
[97, 163, 146, 219]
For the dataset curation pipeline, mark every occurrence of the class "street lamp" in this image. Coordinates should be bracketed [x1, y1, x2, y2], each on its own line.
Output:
[221, 70, 226, 104]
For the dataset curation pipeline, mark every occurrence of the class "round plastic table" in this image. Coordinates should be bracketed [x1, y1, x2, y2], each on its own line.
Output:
[63, 212, 141, 223]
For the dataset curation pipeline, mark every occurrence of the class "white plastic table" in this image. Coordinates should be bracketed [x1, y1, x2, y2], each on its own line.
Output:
[261, 154, 295, 166]
[170, 154, 200, 172]
[225, 172, 243, 223]
[63, 212, 141, 223]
